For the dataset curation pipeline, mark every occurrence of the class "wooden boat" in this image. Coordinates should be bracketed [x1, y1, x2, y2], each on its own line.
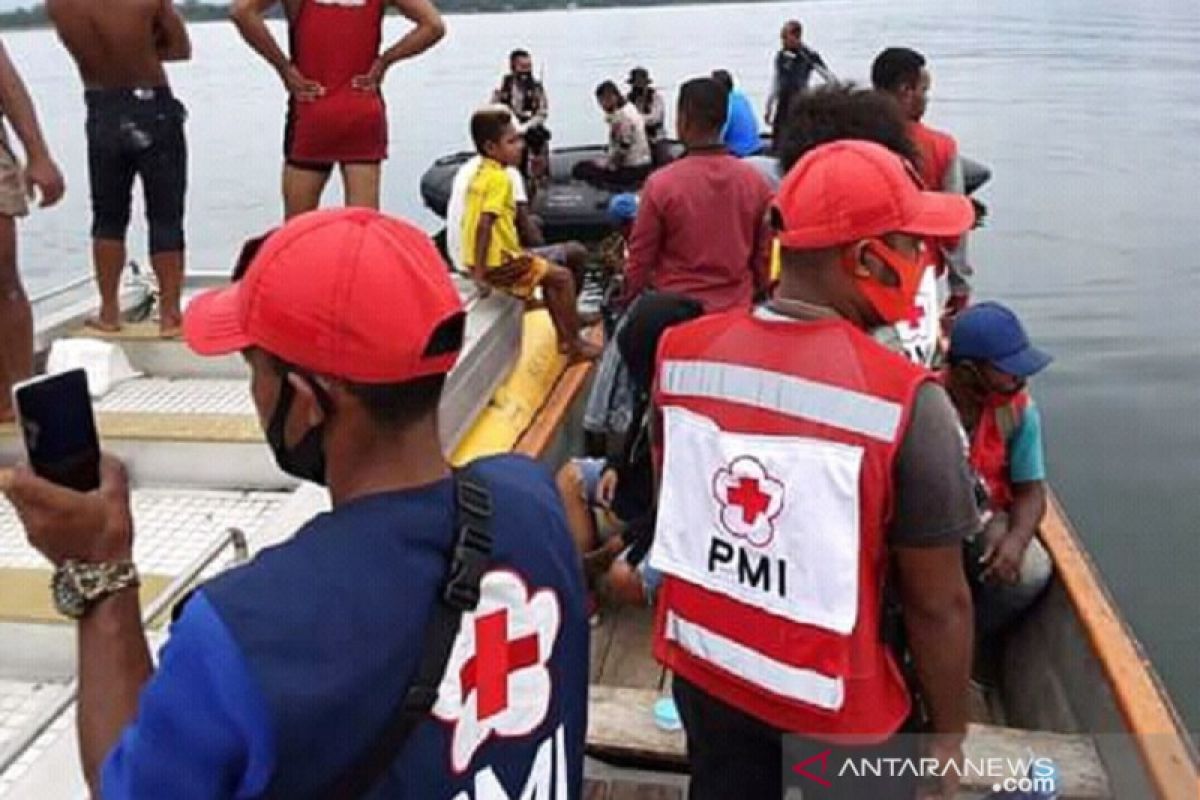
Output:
[0, 273, 1195, 799]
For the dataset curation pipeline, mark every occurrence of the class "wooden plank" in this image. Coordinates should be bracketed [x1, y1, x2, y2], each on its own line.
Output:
[0, 568, 173, 625]
[588, 686, 687, 768]
[70, 320, 167, 341]
[589, 687, 1114, 798]
[965, 723, 1112, 799]
[593, 605, 663, 690]
[1037, 494, 1199, 799]
[609, 781, 683, 800]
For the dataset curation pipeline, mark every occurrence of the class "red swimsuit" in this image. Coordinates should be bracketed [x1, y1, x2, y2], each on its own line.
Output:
[286, 0, 388, 166]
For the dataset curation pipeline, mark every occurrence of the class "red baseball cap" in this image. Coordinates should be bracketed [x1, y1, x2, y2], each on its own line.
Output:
[183, 208, 464, 383]
[774, 139, 975, 250]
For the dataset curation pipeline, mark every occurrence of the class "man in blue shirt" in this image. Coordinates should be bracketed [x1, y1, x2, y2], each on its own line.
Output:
[945, 301, 1054, 636]
[3, 208, 589, 798]
[711, 69, 761, 157]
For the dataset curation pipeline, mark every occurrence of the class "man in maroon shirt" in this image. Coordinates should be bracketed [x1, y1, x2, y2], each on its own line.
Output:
[621, 77, 773, 313]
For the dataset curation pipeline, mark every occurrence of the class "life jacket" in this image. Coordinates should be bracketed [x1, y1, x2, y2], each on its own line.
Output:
[909, 122, 960, 273]
[649, 311, 929, 741]
[287, 0, 387, 163]
[497, 74, 545, 124]
[966, 390, 1030, 512]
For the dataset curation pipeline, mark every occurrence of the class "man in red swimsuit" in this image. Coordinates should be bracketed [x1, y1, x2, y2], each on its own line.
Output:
[232, 0, 444, 219]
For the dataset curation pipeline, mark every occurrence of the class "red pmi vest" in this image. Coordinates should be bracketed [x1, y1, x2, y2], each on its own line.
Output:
[968, 391, 1030, 512]
[650, 311, 929, 742]
[289, 0, 387, 163]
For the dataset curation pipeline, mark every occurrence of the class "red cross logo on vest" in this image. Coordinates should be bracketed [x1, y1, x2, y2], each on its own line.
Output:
[712, 455, 785, 548]
[433, 570, 560, 774]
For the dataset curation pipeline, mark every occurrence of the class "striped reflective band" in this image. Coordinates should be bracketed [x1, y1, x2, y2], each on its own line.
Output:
[665, 611, 845, 711]
[659, 359, 903, 443]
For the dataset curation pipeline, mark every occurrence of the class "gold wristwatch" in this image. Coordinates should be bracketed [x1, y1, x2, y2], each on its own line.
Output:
[51, 560, 140, 620]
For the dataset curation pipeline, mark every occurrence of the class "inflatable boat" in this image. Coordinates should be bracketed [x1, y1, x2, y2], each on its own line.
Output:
[420, 142, 992, 243]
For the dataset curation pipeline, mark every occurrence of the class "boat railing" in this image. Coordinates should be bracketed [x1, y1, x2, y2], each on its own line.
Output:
[0, 526, 251, 782]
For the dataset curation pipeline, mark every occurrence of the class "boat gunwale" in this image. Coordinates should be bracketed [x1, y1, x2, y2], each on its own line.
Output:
[1038, 493, 1199, 798]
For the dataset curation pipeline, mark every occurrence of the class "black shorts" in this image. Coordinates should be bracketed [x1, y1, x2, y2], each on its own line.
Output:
[85, 87, 187, 254]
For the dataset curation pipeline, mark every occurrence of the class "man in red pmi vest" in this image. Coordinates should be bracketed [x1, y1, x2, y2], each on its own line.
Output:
[232, 0, 445, 219]
[650, 140, 979, 800]
[872, 47, 974, 318]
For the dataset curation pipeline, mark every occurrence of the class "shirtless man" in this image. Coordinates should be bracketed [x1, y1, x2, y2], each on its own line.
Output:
[231, 0, 445, 219]
[47, 0, 191, 336]
[0, 42, 65, 423]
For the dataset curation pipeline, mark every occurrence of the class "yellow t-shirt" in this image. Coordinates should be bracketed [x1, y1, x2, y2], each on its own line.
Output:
[461, 158, 521, 270]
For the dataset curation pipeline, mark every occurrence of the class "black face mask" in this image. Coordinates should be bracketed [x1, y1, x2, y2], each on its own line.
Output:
[265, 370, 328, 486]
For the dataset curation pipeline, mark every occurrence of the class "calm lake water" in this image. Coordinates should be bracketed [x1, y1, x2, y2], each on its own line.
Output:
[5, 0, 1198, 732]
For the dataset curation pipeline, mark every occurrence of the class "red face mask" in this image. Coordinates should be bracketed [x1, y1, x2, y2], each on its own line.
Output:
[843, 238, 926, 325]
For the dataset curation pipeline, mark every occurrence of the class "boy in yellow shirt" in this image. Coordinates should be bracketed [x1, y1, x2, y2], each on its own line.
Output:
[463, 106, 601, 360]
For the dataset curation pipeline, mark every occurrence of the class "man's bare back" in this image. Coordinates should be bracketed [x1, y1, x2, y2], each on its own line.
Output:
[47, 0, 190, 89]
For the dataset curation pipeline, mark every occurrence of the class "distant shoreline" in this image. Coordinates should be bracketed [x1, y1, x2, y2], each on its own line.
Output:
[0, 0, 750, 32]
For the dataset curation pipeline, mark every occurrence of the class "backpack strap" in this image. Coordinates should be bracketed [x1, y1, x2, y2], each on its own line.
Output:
[323, 466, 493, 799]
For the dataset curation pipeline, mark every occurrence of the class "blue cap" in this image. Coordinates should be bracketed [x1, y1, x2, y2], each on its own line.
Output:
[607, 193, 639, 223]
[949, 301, 1052, 378]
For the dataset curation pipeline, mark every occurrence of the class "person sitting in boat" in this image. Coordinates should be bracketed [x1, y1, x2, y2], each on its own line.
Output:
[873, 46, 974, 319]
[626, 66, 669, 165]
[620, 77, 773, 314]
[711, 69, 762, 158]
[491, 48, 551, 184]
[445, 121, 589, 285]
[945, 302, 1055, 636]
[558, 291, 703, 608]
[571, 80, 653, 190]
[464, 106, 601, 360]
[1, 209, 590, 799]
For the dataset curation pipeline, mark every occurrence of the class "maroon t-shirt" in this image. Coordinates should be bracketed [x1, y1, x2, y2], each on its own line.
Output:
[622, 149, 773, 313]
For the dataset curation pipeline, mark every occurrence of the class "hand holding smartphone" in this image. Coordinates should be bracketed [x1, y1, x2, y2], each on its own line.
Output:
[12, 369, 102, 492]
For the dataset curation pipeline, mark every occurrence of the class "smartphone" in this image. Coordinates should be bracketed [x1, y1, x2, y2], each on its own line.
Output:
[12, 369, 101, 492]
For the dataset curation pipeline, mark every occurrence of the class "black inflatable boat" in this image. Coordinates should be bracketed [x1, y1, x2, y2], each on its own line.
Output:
[420, 143, 991, 244]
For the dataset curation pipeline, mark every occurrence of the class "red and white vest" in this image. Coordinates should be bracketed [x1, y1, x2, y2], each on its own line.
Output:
[909, 121, 960, 274]
[649, 311, 930, 741]
[967, 391, 1030, 513]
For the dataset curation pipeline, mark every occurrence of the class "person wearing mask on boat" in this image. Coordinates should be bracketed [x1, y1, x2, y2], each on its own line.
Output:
[872, 46, 973, 319]
[231, 0, 445, 219]
[1, 209, 589, 799]
[0, 41, 64, 424]
[764, 20, 832, 144]
[626, 67, 668, 165]
[492, 49, 552, 185]
[774, 84, 942, 366]
[945, 302, 1054, 636]
[621, 77, 772, 314]
[572, 80, 653, 190]
[47, 0, 189, 337]
[711, 69, 761, 158]
[649, 141, 977, 800]
[464, 106, 601, 360]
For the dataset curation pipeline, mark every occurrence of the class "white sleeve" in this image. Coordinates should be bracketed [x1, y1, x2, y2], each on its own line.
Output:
[508, 167, 529, 205]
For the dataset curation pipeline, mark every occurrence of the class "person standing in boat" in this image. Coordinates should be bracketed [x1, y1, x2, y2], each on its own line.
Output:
[626, 67, 668, 165]
[945, 302, 1054, 636]
[231, 0, 445, 219]
[46, 0, 190, 337]
[492, 48, 551, 185]
[764, 20, 831, 144]
[572, 80, 653, 190]
[0, 41, 65, 424]
[873, 46, 974, 319]
[621, 77, 772, 314]
[2, 209, 590, 799]
[649, 141, 977, 800]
